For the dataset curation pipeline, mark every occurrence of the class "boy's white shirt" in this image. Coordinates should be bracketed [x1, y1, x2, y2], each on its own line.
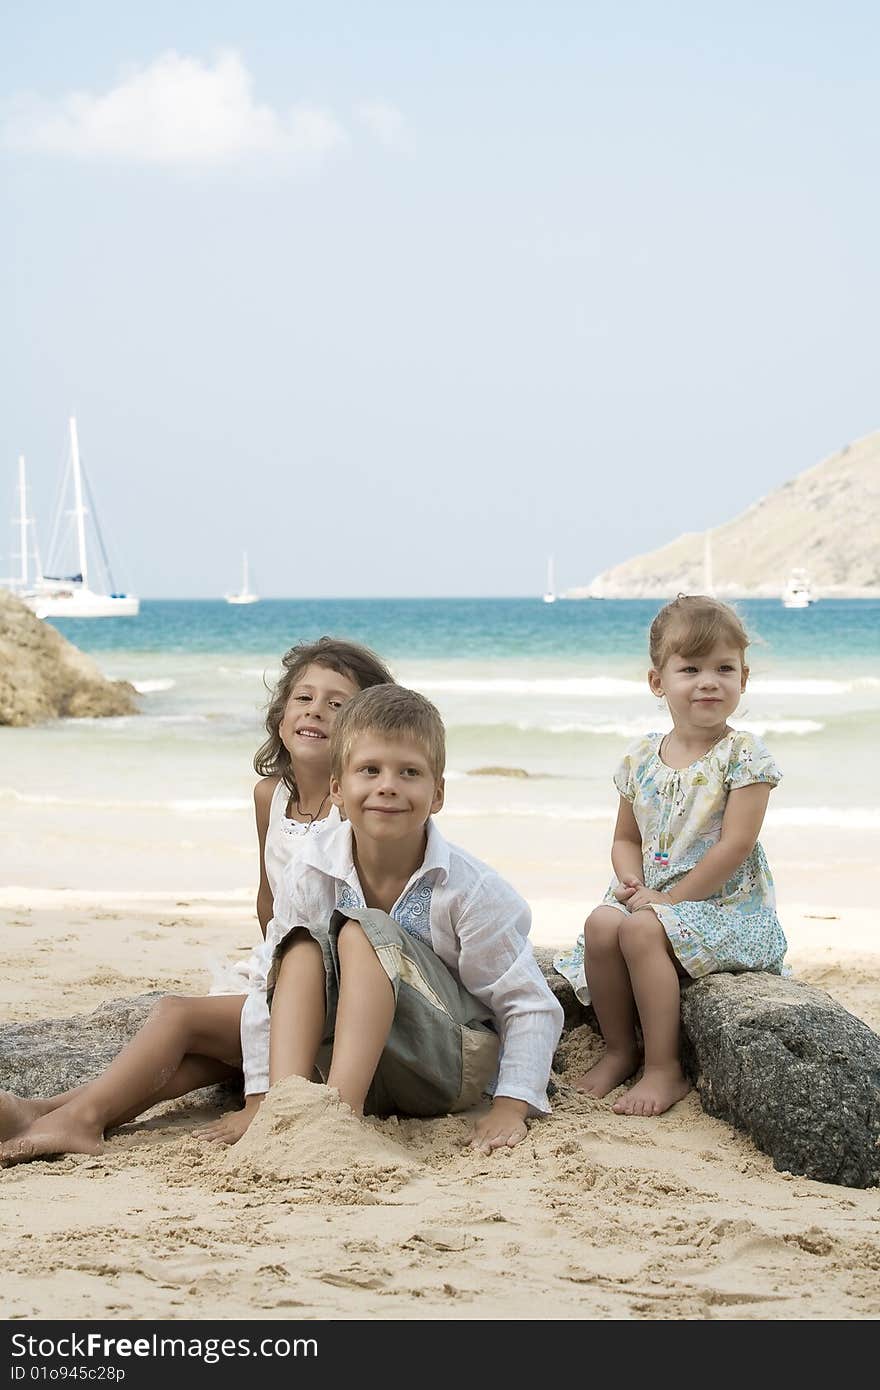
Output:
[245, 818, 563, 1115]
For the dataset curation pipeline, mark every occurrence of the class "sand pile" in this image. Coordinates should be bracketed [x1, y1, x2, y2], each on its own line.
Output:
[221, 1076, 417, 1186]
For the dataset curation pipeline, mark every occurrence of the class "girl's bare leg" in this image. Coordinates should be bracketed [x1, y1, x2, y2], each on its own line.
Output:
[326, 920, 395, 1114]
[573, 907, 641, 1097]
[0, 1026, 241, 1143]
[0, 994, 246, 1165]
[268, 931, 327, 1085]
[614, 909, 691, 1116]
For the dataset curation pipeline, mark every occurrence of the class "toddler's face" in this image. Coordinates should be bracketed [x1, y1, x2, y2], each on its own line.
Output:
[279, 663, 361, 764]
[650, 644, 747, 729]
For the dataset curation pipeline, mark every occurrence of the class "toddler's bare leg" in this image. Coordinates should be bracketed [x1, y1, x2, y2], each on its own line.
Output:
[268, 930, 327, 1085]
[573, 907, 641, 1097]
[613, 909, 691, 1116]
[326, 919, 395, 1114]
[0, 994, 245, 1165]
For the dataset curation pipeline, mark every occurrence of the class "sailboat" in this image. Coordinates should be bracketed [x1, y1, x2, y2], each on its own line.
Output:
[542, 555, 557, 604]
[21, 418, 139, 619]
[703, 529, 715, 597]
[225, 551, 259, 605]
[3, 455, 42, 596]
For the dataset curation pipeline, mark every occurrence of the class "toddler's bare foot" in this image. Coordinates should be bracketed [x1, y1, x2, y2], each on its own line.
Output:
[572, 1046, 641, 1099]
[201, 1096, 263, 1146]
[612, 1065, 691, 1117]
[0, 1108, 105, 1166]
[0, 1093, 57, 1142]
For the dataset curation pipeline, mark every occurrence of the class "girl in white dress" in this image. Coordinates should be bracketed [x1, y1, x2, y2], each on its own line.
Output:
[0, 639, 393, 1165]
[554, 596, 786, 1118]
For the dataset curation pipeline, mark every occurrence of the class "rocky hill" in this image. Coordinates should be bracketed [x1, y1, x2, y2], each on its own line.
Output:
[0, 589, 138, 725]
[572, 430, 880, 599]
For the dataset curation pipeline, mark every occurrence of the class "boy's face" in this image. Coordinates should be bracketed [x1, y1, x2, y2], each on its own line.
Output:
[331, 732, 444, 846]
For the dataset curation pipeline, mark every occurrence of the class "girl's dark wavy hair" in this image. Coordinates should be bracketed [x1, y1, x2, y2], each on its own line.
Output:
[254, 637, 395, 793]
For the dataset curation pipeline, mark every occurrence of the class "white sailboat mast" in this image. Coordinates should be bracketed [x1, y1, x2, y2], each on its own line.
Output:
[18, 455, 28, 586]
[69, 416, 89, 589]
[242, 551, 249, 593]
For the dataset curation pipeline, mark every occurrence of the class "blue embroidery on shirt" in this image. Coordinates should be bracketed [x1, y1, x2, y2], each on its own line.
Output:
[336, 883, 365, 915]
[393, 879, 434, 945]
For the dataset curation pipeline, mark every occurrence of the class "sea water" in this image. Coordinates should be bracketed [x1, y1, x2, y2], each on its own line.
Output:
[2, 598, 878, 893]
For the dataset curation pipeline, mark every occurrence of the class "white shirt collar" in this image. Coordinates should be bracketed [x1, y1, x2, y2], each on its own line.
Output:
[300, 816, 450, 889]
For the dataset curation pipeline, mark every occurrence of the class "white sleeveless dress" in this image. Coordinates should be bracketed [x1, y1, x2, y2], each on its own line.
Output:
[239, 780, 341, 1094]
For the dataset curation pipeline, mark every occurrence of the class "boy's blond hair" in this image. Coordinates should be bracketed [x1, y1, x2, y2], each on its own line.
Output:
[330, 684, 446, 782]
[649, 595, 751, 672]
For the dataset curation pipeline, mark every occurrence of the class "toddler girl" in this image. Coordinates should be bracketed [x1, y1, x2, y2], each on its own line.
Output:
[555, 595, 786, 1116]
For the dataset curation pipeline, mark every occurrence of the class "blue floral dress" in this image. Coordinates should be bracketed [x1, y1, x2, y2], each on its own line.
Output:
[554, 730, 786, 1005]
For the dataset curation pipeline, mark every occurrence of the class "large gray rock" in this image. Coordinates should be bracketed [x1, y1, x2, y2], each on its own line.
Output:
[0, 994, 162, 1096]
[679, 971, 880, 1189]
[0, 589, 138, 725]
[534, 948, 880, 1189]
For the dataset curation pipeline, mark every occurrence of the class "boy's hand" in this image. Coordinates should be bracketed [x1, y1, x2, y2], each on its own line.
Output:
[627, 887, 673, 912]
[613, 875, 642, 903]
[467, 1097, 529, 1154]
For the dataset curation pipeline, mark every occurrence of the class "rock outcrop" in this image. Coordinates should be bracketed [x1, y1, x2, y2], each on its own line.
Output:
[570, 429, 880, 599]
[3, 963, 878, 1188]
[0, 589, 138, 725]
[535, 948, 880, 1189]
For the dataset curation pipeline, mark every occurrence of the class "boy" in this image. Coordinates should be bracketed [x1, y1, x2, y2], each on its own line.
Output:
[266, 684, 563, 1152]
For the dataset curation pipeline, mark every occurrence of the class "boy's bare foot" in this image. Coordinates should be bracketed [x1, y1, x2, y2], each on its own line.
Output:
[612, 1065, 692, 1116]
[0, 1093, 57, 1142]
[572, 1046, 641, 1098]
[0, 1109, 105, 1166]
[200, 1095, 263, 1146]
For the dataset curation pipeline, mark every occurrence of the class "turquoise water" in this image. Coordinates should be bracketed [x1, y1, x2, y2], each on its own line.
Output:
[46, 596, 880, 668]
[2, 597, 877, 894]
[5, 597, 878, 827]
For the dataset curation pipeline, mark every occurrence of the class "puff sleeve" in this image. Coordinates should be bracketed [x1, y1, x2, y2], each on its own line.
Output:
[725, 733, 782, 790]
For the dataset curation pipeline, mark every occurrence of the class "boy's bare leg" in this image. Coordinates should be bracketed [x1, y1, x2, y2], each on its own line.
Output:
[0, 995, 246, 1165]
[613, 909, 691, 1116]
[573, 907, 641, 1097]
[326, 919, 394, 1114]
[268, 931, 327, 1085]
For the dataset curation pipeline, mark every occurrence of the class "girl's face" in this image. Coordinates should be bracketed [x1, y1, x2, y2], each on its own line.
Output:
[649, 643, 747, 731]
[278, 663, 361, 769]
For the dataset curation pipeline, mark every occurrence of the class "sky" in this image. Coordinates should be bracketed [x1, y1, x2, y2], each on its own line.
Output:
[1, 2, 878, 598]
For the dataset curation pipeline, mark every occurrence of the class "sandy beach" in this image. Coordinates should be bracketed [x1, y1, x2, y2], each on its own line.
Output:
[2, 831, 878, 1321]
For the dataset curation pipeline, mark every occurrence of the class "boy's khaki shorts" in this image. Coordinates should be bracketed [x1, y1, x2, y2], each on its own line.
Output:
[270, 908, 499, 1118]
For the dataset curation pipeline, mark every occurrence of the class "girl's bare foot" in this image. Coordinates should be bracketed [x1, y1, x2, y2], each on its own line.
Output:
[0, 1107, 105, 1166]
[612, 1065, 692, 1116]
[0, 1093, 57, 1142]
[572, 1045, 641, 1098]
[200, 1096, 263, 1146]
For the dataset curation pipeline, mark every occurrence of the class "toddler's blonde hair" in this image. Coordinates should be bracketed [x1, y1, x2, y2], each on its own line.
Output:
[649, 595, 750, 672]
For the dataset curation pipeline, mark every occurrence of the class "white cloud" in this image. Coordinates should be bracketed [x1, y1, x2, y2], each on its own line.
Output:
[2, 50, 349, 165]
[355, 101, 414, 153]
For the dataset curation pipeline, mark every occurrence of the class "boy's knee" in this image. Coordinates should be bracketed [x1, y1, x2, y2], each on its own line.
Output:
[336, 918, 370, 952]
